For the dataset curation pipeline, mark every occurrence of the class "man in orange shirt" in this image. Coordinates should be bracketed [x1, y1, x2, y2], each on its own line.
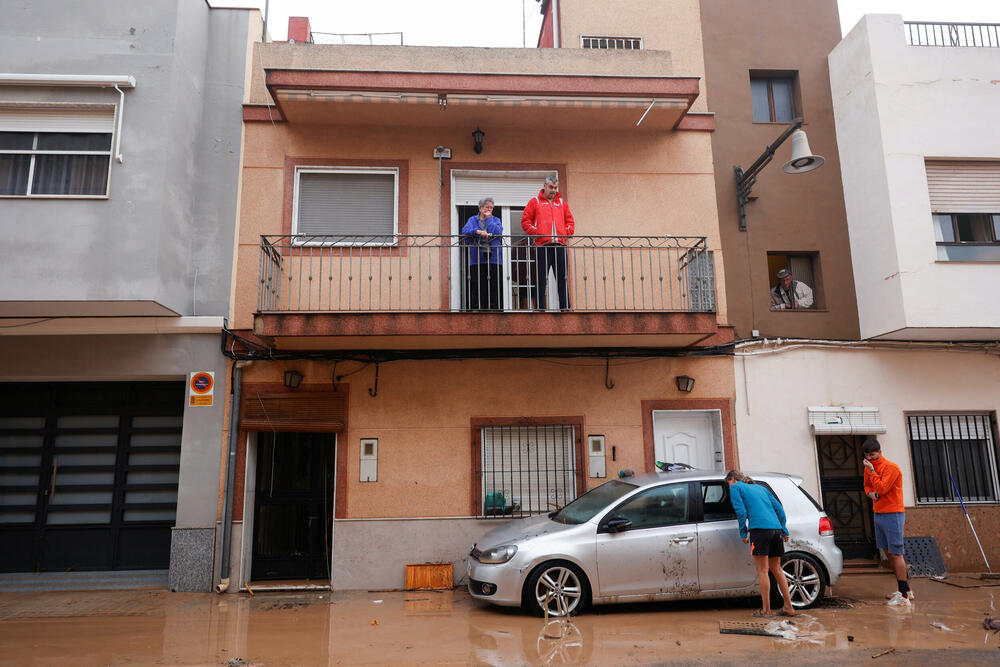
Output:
[862, 438, 912, 606]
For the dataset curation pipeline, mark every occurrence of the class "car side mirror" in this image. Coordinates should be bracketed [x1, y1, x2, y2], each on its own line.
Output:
[605, 517, 632, 533]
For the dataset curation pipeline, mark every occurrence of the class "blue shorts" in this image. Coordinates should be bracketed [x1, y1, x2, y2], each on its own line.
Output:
[874, 512, 905, 555]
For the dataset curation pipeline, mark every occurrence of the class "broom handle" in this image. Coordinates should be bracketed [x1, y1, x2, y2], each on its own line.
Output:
[950, 474, 991, 572]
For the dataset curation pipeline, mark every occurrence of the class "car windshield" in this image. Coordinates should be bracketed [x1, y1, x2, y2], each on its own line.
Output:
[550, 480, 638, 525]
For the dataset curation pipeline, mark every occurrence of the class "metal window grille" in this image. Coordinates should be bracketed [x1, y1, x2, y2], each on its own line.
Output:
[479, 425, 577, 518]
[581, 36, 642, 50]
[904, 22, 1000, 48]
[907, 414, 1000, 504]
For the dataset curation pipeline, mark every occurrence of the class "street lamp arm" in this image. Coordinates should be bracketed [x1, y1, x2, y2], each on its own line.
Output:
[733, 117, 804, 231]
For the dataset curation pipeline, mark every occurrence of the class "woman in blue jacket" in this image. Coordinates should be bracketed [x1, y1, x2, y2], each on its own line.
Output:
[726, 470, 795, 617]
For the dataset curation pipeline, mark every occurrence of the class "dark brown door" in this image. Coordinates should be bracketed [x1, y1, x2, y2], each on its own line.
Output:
[816, 434, 876, 559]
[251, 432, 334, 581]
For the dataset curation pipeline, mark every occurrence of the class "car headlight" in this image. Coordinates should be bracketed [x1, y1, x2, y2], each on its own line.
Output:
[476, 544, 518, 564]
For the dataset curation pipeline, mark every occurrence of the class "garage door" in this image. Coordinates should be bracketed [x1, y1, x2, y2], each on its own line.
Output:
[0, 382, 184, 573]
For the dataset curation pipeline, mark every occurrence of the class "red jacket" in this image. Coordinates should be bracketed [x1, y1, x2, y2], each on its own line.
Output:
[863, 455, 905, 514]
[521, 190, 575, 245]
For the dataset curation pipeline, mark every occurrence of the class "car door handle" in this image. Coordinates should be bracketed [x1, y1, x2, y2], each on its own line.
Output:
[670, 536, 694, 543]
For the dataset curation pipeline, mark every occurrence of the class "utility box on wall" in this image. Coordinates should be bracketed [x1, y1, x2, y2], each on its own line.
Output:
[360, 438, 378, 482]
[588, 435, 606, 478]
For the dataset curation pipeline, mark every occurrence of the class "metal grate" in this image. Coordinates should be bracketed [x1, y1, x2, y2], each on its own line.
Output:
[904, 537, 948, 578]
[479, 425, 578, 519]
[581, 36, 642, 50]
[907, 414, 999, 504]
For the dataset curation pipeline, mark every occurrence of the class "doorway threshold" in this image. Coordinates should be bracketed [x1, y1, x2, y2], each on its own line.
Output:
[244, 579, 330, 593]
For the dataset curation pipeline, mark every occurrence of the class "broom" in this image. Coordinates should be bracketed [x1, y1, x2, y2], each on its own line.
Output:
[949, 474, 992, 574]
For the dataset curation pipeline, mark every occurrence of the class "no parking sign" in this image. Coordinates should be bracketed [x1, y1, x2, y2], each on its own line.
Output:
[189, 371, 215, 407]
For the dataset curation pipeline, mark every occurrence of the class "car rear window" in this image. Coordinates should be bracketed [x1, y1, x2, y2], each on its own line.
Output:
[796, 484, 824, 512]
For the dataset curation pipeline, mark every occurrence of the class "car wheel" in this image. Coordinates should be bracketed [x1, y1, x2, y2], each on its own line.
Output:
[774, 552, 826, 609]
[525, 561, 589, 617]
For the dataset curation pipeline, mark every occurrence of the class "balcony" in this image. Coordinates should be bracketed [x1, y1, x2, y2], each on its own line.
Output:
[254, 234, 720, 350]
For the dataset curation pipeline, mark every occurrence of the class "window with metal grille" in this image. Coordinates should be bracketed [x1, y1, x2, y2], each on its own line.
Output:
[293, 167, 398, 244]
[478, 424, 580, 518]
[906, 414, 1000, 504]
[581, 36, 642, 50]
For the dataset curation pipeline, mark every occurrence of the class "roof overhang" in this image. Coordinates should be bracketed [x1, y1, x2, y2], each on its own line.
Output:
[808, 406, 887, 435]
[259, 69, 700, 132]
[0, 74, 136, 88]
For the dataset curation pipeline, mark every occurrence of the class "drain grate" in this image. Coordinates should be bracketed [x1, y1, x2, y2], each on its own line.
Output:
[719, 620, 782, 637]
[904, 536, 947, 578]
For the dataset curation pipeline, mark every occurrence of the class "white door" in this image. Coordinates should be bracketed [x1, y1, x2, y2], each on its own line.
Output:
[651, 410, 723, 471]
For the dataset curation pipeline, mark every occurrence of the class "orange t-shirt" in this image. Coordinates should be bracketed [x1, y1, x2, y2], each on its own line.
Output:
[863, 455, 904, 514]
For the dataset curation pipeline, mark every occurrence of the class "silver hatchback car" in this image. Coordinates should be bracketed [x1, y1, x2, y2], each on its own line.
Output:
[467, 470, 842, 616]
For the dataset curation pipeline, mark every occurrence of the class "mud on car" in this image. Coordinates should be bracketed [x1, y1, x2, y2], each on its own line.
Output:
[467, 470, 842, 616]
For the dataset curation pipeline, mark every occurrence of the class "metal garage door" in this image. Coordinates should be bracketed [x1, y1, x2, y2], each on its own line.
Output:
[0, 382, 184, 573]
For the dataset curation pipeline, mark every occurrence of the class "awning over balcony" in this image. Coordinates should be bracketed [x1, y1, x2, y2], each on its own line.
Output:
[258, 69, 703, 132]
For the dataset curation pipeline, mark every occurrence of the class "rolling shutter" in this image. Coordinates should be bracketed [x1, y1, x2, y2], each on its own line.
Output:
[296, 170, 396, 236]
[925, 160, 1000, 213]
[241, 391, 347, 432]
[453, 172, 558, 206]
[0, 107, 116, 133]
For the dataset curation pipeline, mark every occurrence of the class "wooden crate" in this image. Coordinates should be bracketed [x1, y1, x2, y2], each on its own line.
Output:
[405, 562, 453, 590]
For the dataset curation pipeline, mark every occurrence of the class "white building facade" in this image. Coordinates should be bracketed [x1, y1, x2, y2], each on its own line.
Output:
[732, 15, 1000, 571]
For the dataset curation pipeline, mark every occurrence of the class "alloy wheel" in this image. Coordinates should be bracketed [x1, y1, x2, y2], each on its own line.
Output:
[782, 554, 823, 608]
[534, 565, 583, 617]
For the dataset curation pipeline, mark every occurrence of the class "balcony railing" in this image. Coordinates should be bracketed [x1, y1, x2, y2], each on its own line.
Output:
[904, 21, 1000, 47]
[258, 234, 715, 314]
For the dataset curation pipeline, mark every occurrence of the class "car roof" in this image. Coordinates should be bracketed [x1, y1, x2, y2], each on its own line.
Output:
[621, 470, 801, 488]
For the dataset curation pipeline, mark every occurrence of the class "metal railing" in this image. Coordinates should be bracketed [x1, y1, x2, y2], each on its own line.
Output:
[258, 234, 715, 314]
[904, 21, 1000, 47]
[310, 31, 404, 45]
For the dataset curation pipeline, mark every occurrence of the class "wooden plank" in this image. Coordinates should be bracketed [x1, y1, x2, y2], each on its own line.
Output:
[405, 563, 453, 590]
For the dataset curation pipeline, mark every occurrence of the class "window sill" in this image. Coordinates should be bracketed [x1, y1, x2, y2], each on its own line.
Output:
[0, 194, 109, 200]
[769, 308, 828, 313]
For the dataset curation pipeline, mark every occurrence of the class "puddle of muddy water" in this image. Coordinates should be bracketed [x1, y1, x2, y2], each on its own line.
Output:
[0, 575, 999, 665]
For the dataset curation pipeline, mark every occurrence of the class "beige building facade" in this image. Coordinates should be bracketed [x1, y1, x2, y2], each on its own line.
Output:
[220, 8, 736, 591]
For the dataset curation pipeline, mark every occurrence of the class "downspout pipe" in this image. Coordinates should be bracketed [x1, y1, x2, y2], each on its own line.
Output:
[216, 361, 247, 593]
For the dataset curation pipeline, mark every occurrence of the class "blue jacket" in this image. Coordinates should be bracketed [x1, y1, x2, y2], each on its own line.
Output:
[461, 215, 503, 265]
[729, 481, 788, 539]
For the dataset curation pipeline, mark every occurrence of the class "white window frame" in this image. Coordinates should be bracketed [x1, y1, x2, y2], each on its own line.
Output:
[0, 105, 116, 199]
[291, 166, 399, 246]
[580, 35, 643, 50]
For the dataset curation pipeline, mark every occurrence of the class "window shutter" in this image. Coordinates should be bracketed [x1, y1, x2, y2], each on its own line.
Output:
[241, 392, 347, 432]
[296, 171, 396, 236]
[926, 160, 1000, 213]
[453, 173, 557, 207]
[0, 107, 115, 133]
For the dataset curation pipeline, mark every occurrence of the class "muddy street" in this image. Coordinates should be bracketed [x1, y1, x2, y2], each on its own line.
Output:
[1, 574, 998, 665]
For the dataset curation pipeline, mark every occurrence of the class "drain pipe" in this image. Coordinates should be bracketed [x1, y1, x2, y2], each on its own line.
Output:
[216, 360, 248, 593]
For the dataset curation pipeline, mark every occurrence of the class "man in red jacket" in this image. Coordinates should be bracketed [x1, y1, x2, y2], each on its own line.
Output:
[521, 176, 575, 310]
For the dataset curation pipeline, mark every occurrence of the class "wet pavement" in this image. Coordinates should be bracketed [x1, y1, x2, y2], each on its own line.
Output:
[1, 574, 998, 665]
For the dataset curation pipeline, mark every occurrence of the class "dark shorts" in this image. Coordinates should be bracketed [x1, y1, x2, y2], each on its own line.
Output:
[874, 512, 905, 555]
[749, 529, 785, 557]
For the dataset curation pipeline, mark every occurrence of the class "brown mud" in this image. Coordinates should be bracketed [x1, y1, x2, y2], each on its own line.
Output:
[0, 574, 998, 665]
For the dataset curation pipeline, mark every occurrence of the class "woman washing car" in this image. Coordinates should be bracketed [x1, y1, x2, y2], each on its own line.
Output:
[725, 470, 796, 618]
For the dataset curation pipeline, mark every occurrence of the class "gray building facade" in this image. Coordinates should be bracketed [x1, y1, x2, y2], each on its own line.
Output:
[0, 0, 259, 591]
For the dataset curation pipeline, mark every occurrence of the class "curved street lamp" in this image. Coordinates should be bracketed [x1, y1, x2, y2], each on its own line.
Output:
[733, 117, 824, 231]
